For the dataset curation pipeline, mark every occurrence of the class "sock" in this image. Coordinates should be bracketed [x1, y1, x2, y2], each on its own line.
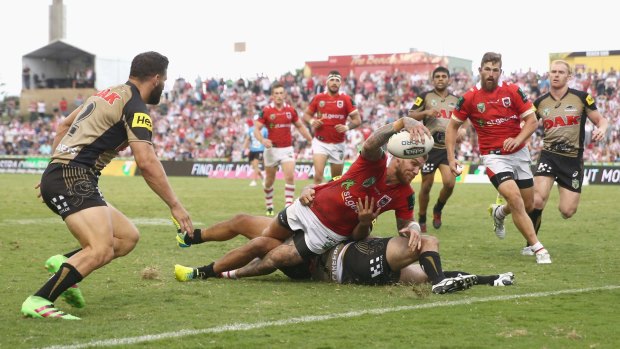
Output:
[495, 205, 506, 219]
[527, 208, 543, 236]
[433, 200, 446, 213]
[419, 251, 445, 285]
[195, 263, 217, 279]
[63, 248, 82, 258]
[284, 184, 295, 207]
[419, 214, 427, 224]
[531, 242, 547, 255]
[444, 270, 469, 278]
[264, 186, 274, 209]
[476, 275, 497, 286]
[220, 270, 237, 279]
[184, 229, 204, 245]
[34, 263, 84, 302]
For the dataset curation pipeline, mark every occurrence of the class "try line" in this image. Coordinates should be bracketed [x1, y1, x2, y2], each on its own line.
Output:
[42, 285, 619, 349]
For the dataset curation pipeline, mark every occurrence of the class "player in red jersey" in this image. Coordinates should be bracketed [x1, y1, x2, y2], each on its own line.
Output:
[445, 52, 551, 264]
[174, 116, 443, 282]
[303, 70, 361, 184]
[254, 82, 313, 216]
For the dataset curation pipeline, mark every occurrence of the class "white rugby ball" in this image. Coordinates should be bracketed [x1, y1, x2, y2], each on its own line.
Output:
[386, 131, 434, 159]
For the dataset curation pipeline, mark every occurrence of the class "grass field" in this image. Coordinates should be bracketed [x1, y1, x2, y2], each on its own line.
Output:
[1, 173, 619, 349]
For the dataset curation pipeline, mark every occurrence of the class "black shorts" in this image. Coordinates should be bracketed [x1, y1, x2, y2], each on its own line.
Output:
[421, 148, 449, 175]
[340, 238, 400, 285]
[248, 151, 264, 163]
[534, 151, 584, 193]
[40, 163, 106, 219]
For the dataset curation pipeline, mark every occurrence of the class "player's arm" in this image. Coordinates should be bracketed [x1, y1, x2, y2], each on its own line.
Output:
[587, 109, 608, 142]
[130, 141, 193, 235]
[445, 116, 464, 176]
[351, 196, 380, 241]
[303, 105, 323, 129]
[51, 105, 82, 151]
[361, 116, 429, 162]
[254, 120, 271, 148]
[293, 119, 313, 143]
[503, 111, 537, 152]
[396, 217, 422, 252]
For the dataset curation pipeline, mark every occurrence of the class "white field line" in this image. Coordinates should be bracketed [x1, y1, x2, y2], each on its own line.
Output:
[0, 217, 203, 226]
[41, 285, 620, 349]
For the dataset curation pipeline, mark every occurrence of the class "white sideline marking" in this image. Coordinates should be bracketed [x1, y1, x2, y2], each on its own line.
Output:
[42, 285, 619, 349]
[0, 217, 203, 226]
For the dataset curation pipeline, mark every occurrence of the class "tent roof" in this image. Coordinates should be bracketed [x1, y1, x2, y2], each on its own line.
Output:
[24, 40, 94, 60]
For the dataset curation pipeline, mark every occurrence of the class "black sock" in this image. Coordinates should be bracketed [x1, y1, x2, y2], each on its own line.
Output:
[419, 251, 445, 285]
[195, 262, 217, 279]
[64, 248, 82, 258]
[419, 214, 427, 224]
[527, 209, 543, 246]
[433, 200, 446, 213]
[477, 275, 498, 286]
[34, 263, 84, 302]
[185, 229, 204, 245]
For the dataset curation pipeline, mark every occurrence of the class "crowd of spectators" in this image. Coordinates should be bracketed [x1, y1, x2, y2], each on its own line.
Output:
[3, 67, 620, 164]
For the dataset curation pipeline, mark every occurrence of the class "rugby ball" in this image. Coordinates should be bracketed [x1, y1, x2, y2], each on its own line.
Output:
[386, 131, 434, 159]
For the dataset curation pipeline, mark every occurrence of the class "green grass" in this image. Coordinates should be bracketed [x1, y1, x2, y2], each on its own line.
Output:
[1, 174, 619, 348]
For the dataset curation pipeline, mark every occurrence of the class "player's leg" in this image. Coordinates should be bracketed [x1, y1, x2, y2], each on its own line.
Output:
[557, 187, 581, 219]
[433, 163, 456, 229]
[417, 172, 434, 233]
[330, 162, 344, 178]
[201, 214, 272, 242]
[234, 241, 303, 278]
[281, 160, 296, 207]
[263, 165, 277, 216]
[249, 157, 259, 186]
[530, 175, 554, 235]
[312, 153, 328, 184]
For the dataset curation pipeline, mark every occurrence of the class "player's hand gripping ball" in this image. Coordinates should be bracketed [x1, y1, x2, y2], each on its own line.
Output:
[387, 131, 434, 159]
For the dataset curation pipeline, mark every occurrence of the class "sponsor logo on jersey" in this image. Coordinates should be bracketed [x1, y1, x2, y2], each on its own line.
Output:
[543, 108, 550, 117]
[477, 103, 485, 113]
[286, 112, 292, 120]
[131, 113, 153, 131]
[337, 100, 344, 108]
[517, 87, 528, 102]
[362, 177, 376, 187]
[341, 179, 355, 190]
[377, 195, 392, 209]
[564, 105, 577, 112]
[502, 97, 511, 107]
[543, 115, 580, 130]
[95, 89, 121, 105]
[585, 94, 595, 106]
[414, 96, 424, 107]
[431, 99, 437, 107]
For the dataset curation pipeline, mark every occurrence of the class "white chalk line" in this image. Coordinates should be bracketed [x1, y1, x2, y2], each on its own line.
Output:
[41, 285, 620, 349]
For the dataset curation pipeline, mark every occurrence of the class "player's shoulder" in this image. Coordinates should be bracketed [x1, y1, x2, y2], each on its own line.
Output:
[534, 92, 551, 106]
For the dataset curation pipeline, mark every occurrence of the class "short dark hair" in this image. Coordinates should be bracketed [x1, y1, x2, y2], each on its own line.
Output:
[432, 66, 450, 78]
[481, 52, 502, 68]
[271, 82, 284, 91]
[129, 51, 169, 81]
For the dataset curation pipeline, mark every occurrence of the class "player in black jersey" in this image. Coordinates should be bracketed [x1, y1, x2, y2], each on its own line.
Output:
[21, 52, 194, 320]
[408, 67, 463, 232]
[524, 60, 608, 256]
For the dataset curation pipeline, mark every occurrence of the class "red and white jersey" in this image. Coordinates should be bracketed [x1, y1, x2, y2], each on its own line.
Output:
[307, 92, 357, 144]
[452, 81, 535, 155]
[257, 102, 299, 148]
[310, 153, 414, 236]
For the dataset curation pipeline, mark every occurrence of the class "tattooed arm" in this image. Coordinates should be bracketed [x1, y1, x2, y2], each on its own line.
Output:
[361, 116, 430, 161]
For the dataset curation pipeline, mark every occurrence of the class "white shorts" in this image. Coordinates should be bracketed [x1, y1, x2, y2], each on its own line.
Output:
[285, 199, 348, 254]
[312, 139, 345, 165]
[264, 146, 295, 167]
[481, 147, 533, 181]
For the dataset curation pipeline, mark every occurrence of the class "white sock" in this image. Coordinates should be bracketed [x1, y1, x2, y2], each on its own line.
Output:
[221, 270, 237, 279]
[496, 205, 506, 219]
[531, 242, 546, 254]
